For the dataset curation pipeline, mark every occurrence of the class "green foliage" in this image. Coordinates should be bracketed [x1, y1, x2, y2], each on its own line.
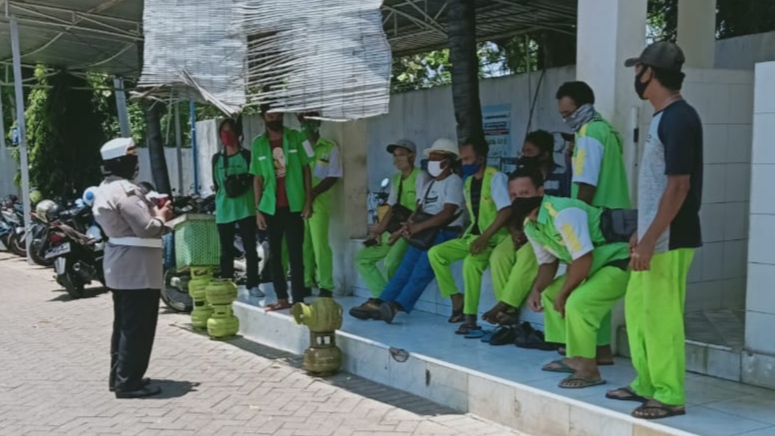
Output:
[22, 68, 106, 197]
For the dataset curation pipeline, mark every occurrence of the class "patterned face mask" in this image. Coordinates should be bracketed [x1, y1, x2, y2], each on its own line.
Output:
[563, 103, 595, 132]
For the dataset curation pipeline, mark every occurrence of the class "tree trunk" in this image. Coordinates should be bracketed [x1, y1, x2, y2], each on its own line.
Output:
[144, 101, 172, 195]
[446, 0, 484, 145]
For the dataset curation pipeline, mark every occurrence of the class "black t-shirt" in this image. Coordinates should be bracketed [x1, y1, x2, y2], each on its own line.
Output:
[645, 99, 703, 250]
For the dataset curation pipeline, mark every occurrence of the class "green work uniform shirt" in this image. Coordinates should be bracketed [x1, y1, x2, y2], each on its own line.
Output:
[308, 137, 343, 213]
[212, 149, 256, 224]
[524, 195, 629, 275]
[249, 128, 313, 215]
[571, 114, 632, 209]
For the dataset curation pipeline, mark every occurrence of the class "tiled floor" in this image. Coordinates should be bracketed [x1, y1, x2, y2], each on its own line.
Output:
[243, 289, 775, 436]
[685, 309, 746, 350]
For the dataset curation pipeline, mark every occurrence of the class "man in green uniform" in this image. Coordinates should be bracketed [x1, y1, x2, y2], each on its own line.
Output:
[351, 140, 424, 316]
[556, 81, 632, 363]
[511, 166, 630, 389]
[606, 42, 702, 420]
[429, 139, 511, 334]
[297, 112, 342, 298]
[250, 106, 313, 311]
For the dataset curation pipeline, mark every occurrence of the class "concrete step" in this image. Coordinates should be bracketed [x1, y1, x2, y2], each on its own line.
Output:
[232, 295, 713, 436]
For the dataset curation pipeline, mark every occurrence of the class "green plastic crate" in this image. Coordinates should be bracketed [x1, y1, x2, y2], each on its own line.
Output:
[173, 214, 221, 269]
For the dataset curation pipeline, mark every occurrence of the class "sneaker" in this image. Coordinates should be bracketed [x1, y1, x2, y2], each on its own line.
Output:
[349, 298, 382, 320]
[249, 287, 265, 298]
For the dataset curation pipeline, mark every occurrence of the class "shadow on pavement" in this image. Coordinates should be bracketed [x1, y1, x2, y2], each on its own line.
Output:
[149, 379, 200, 399]
[47, 286, 109, 302]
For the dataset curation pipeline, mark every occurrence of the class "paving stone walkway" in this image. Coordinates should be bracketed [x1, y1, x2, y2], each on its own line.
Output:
[0, 253, 525, 436]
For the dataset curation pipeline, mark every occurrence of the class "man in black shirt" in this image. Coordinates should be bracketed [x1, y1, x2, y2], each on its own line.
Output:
[606, 41, 703, 420]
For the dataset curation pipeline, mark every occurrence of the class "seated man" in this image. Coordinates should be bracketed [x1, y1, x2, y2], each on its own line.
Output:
[350, 140, 424, 318]
[512, 166, 631, 389]
[349, 138, 465, 323]
[428, 139, 511, 335]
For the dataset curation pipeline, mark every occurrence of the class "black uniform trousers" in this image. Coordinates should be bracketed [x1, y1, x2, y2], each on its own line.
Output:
[109, 288, 160, 392]
[217, 216, 259, 288]
[264, 207, 305, 303]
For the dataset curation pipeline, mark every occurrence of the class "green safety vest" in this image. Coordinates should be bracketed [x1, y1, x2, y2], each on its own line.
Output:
[308, 137, 339, 213]
[524, 195, 629, 274]
[249, 128, 312, 215]
[572, 115, 632, 210]
[393, 168, 422, 212]
[463, 167, 508, 240]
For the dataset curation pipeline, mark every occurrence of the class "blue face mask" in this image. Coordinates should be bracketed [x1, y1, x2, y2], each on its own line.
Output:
[462, 163, 480, 178]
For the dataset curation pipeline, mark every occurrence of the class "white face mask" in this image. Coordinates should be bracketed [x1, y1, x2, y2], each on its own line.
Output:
[427, 160, 444, 178]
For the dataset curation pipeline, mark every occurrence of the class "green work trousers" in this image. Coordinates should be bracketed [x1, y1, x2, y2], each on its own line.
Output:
[429, 235, 503, 315]
[489, 238, 539, 308]
[541, 265, 630, 359]
[627, 248, 694, 406]
[303, 210, 334, 291]
[354, 233, 410, 297]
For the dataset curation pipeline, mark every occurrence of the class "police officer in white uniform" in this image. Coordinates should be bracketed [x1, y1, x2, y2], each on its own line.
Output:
[92, 138, 172, 398]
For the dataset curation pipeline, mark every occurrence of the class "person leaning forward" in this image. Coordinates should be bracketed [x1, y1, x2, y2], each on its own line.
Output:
[511, 166, 632, 390]
[92, 137, 172, 399]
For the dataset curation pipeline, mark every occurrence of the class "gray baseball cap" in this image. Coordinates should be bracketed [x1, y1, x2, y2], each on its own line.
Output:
[386, 139, 417, 154]
[624, 41, 685, 72]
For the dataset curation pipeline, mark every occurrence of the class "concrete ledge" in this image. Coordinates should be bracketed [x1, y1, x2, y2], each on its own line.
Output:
[233, 299, 697, 436]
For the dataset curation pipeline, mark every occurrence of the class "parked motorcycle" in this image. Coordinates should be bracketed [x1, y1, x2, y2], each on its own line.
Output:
[1, 195, 26, 257]
[31, 198, 94, 268]
[366, 178, 390, 225]
[44, 209, 105, 299]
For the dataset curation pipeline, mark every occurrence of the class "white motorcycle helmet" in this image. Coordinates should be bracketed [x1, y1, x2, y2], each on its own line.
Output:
[82, 186, 98, 207]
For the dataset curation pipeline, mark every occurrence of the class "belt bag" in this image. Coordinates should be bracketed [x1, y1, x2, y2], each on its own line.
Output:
[109, 236, 162, 248]
[599, 209, 638, 243]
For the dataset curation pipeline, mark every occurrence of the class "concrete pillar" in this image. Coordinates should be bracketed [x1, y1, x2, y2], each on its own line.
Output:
[743, 61, 775, 389]
[677, 0, 716, 69]
[324, 120, 368, 296]
[576, 0, 648, 352]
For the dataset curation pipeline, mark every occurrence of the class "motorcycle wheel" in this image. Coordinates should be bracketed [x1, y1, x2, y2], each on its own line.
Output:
[29, 239, 54, 267]
[59, 271, 85, 299]
[161, 268, 193, 313]
[8, 233, 26, 257]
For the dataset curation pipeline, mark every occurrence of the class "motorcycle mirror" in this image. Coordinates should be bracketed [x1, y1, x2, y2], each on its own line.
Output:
[380, 178, 389, 189]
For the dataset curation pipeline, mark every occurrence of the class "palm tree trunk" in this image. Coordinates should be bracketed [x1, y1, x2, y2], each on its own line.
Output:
[144, 101, 172, 195]
[447, 0, 484, 145]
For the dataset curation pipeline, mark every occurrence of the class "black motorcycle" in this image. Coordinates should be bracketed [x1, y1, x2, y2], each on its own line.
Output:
[45, 220, 105, 299]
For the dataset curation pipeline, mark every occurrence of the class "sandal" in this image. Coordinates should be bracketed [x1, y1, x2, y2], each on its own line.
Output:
[480, 330, 495, 343]
[448, 308, 465, 324]
[464, 328, 491, 339]
[605, 386, 647, 403]
[265, 300, 293, 312]
[631, 400, 686, 420]
[558, 375, 606, 389]
[541, 359, 576, 374]
[455, 323, 480, 335]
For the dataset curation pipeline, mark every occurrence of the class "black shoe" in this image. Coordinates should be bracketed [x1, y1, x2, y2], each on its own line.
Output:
[318, 289, 333, 298]
[115, 385, 161, 399]
[378, 302, 399, 324]
[109, 377, 150, 392]
[489, 326, 517, 346]
[349, 299, 382, 320]
[303, 287, 313, 298]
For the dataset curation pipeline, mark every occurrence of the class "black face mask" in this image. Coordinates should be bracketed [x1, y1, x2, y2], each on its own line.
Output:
[266, 120, 283, 132]
[511, 196, 543, 229]
[518, 156, 540, 168]
[634, 68, 651, 100]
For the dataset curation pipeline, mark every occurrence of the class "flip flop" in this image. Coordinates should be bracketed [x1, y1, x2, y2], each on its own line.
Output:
[265, 301, 292, 312]
[606, 386, 647, 403]
[464, 328, 492, 339]
[541, 359, 575, 374]
[631, 401, 686, 420]
[480, 330, 495, 343]
[558, 376, 607, 389]
[455, 323, 480, 335]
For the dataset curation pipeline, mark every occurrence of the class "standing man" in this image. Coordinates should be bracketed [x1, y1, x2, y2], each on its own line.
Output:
[351, 139, 424, 316]
[212, 118, 261, 298]
[298, 112, 342, 298]
[607, 42, 702, 420]
[93, 138, 172, 398]
[511, 166, 631, 389]
[556, 80, 631, 363]
[429, 139, 511, 334]
[250, 106, 314, 311]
